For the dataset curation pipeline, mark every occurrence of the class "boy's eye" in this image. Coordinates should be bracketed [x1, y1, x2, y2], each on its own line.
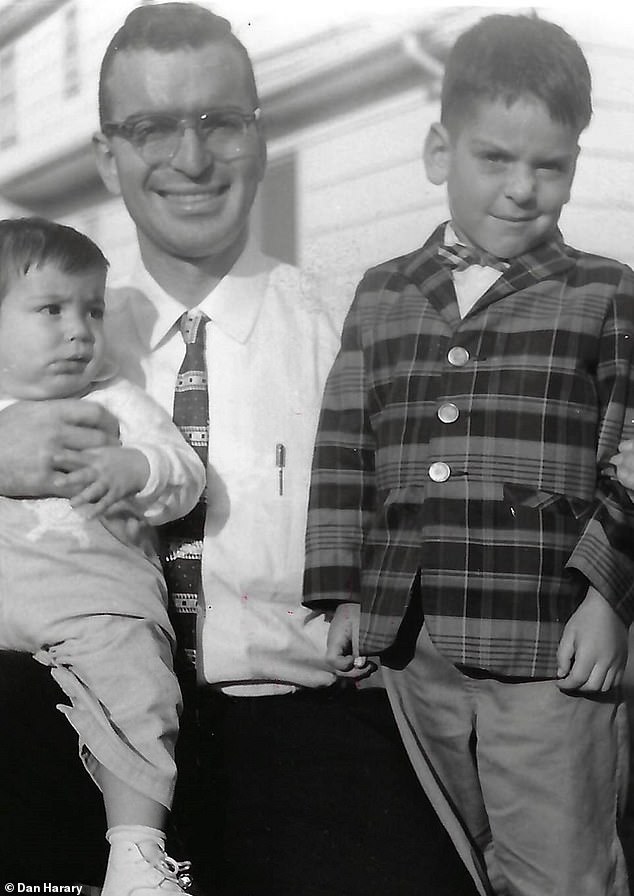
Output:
[90, 306, 105, 320]
[538, 161, 565, 173]
[41, 303, 62, 315]
[483, 153, 508, 164]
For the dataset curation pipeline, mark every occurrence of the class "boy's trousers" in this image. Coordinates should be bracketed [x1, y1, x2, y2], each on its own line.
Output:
[383, 625, 630, 896]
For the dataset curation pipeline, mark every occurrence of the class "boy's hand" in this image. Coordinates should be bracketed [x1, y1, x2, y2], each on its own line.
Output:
[0, 400, 119, 498]
[69, 446, 150, 519]
[556, 586, 628, 693]
[326, 602, 376, 680]
[610, 439, 634, 491]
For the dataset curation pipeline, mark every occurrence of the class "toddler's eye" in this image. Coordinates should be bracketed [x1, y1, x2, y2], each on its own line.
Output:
[41, 303, 62, 315]
[90, 306, 105, 320]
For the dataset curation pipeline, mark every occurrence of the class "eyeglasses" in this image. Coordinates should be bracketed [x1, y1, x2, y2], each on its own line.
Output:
[101, 107, 261, 164]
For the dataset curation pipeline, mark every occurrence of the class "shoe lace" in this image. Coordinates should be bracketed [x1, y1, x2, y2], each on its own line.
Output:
[157, 854, 193, 890]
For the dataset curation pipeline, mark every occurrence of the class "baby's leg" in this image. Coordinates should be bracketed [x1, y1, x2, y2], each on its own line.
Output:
[36, 614, 192, 895]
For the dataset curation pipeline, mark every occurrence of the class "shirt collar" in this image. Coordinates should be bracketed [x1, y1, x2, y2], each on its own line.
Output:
[119, 234, 271, 350]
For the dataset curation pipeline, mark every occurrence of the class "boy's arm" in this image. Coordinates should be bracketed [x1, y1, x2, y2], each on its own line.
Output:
[0, 399, 119, 498]
[69, 380, 206, 525]
[556, 585, 628, 692]
[326, 603, 376, 680]
[610, 439, 634, 491]
[303, 282, 377, 649]
[566, 267, 634, 629]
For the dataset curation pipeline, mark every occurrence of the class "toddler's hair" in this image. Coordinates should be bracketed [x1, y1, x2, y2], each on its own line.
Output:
[0, 217, 108, 302]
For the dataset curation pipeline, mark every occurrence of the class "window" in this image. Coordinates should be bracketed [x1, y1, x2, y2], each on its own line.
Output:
[0, 46, 17, 149]
[259, 154, 297, 265]
[63, 3, 79, 98]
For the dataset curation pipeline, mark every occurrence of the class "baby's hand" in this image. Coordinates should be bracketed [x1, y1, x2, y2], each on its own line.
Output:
[556, 586, 628, 693]
[326, 602, 376, 680]
[68, 446, 150, 519]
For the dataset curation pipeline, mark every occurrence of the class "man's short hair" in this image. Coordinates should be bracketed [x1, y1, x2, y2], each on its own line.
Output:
[0, 217, 108, 302]
[441, 14, 592, 135]
[98, 2, 258, 125]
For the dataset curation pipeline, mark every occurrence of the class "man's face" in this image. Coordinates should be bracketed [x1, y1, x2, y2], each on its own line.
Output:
[94, 44, 266, 264]
[425, 96, 580, 258]
[0, 264, 106, 400]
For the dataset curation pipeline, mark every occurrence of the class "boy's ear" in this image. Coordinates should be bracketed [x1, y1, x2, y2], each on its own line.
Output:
[92, 132, 122, 197]
[424, 122, 452, 186]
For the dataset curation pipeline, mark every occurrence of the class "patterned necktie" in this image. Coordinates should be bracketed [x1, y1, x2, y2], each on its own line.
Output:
[437, 243, 510, 273]
[158, 310, 209, 671]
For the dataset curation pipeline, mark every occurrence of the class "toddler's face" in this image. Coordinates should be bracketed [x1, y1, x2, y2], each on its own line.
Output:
[425, 96, 580, 259]
[0, 262, 106, 399]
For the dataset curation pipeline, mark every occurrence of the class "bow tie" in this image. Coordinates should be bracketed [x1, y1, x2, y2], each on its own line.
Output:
[437, 243, 510, 273]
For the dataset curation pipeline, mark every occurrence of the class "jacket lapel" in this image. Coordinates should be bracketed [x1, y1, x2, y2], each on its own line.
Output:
[465, 231, 577, 315]
[403, 224, 463, 328]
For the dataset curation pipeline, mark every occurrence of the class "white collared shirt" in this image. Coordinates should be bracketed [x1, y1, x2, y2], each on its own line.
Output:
[444, 223, 504, 317]
[104, 238, 341, 695]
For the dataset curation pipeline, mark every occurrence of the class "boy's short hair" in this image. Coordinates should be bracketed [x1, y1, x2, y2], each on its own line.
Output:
[98, 2, 258, 125]
[0, 217, 108, 302]
[441, 14, 592, 135]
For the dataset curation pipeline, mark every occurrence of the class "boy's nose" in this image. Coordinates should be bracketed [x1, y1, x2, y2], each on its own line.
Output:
[504, 166, 537, 204]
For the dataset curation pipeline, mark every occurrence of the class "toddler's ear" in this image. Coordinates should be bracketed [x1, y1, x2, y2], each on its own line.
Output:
[423, 122, 451, 186]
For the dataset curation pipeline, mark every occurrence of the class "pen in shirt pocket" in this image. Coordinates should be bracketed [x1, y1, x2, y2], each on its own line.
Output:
[276, 443, 286, 495]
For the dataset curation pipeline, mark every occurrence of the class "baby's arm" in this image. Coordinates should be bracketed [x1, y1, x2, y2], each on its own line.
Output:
[70, 446, 150, 518]
[64, 379, 206, 524]
[556, 585, 628, 692]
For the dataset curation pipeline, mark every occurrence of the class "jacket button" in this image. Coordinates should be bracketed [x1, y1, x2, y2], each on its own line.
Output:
[428, 461, 451, 482]
[447, 346, 470, 366]
[438, 402, 459, 423]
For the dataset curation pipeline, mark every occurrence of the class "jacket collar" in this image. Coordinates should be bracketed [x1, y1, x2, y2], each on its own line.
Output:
[400, 222, 577, 323]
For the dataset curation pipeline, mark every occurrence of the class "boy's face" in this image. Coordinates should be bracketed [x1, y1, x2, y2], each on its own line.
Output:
[0, 263, 106, 400]
[424, 96, 580, 259]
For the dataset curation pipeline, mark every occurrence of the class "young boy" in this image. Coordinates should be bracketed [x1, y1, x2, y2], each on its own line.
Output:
[304, 15, 634, 896]
[0, 217, 206, 895]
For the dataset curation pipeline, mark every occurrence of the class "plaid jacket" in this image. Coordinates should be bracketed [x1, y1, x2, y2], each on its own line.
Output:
[304, 224, 634, 677]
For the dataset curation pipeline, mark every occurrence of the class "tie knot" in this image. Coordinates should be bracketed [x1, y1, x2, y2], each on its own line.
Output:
[437, 244, 510, 273]
[180, 310, 208, 346]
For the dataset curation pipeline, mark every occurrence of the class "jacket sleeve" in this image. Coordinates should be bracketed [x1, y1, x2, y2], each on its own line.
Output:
[108, 380, 207, 526]
[303, 281, 377, 609]
[567, 265, 634, 625]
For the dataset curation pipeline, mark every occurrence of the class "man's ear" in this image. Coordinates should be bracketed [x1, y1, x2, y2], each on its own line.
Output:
[255, 121, 268, 184]
[423, 122, 452, 186]
[92, 132, 121, 196]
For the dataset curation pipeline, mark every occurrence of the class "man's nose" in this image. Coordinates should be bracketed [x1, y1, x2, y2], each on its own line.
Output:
[169, 125, 214, 177]
[504, 165, 537, 204]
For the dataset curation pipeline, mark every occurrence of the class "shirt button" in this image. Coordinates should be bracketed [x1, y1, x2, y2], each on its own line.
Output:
[428, 461, 451, 482]
[447, 346, 470, 366]
[437, 402, 459, 424]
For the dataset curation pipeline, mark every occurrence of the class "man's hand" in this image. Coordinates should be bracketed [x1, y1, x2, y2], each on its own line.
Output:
[610, 439, 634, 490]
[0, 399, 119, 498]
[326, 602, 376, 680]
[557, 586, 628, 692]
[70, 446, 150, 518]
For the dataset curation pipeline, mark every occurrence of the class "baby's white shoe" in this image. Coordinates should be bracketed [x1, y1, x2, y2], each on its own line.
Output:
[102, 825, 192, 895]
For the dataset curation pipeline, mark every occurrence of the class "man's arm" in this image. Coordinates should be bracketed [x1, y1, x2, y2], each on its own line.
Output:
[0, 399, 119, 498]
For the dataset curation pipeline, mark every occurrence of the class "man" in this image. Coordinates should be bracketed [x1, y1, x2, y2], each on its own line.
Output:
[0, 5, 479, 895]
